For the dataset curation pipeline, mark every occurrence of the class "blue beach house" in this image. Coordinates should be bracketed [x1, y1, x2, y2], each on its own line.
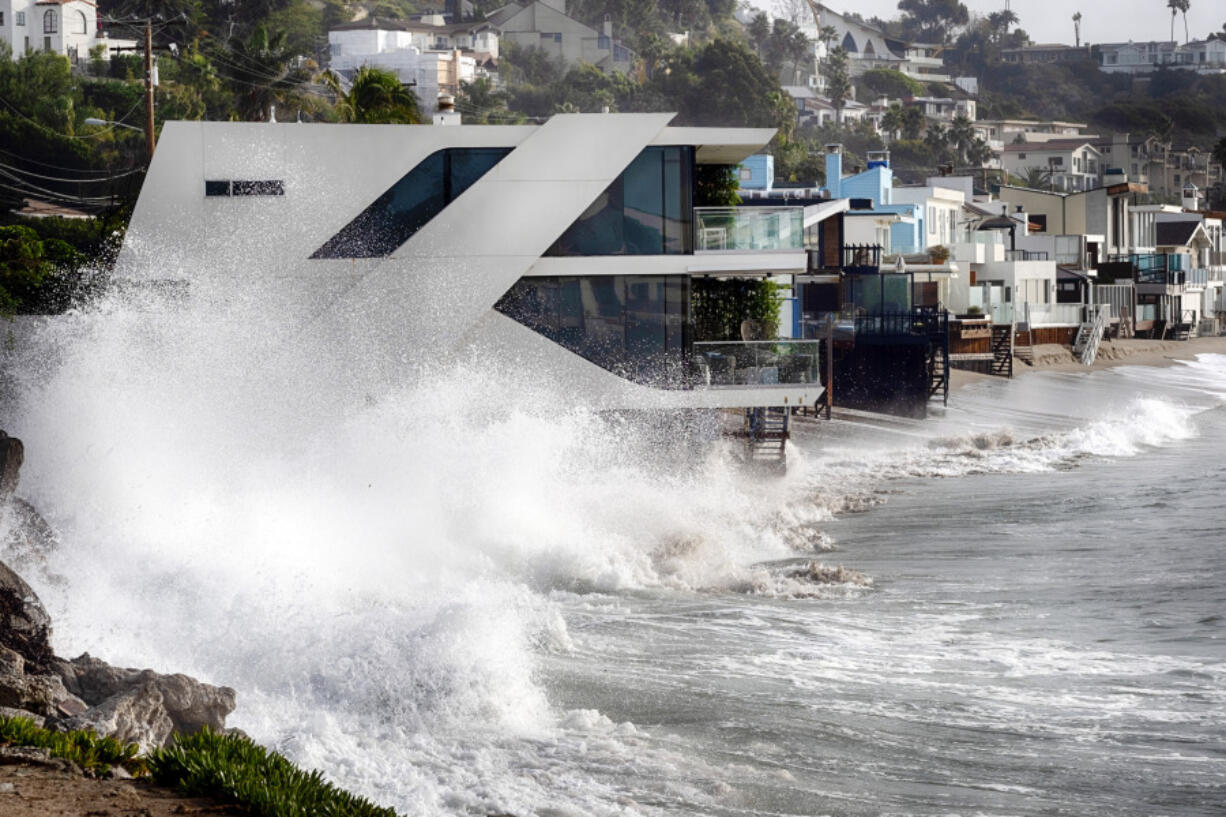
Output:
[824, 145, 923, 255]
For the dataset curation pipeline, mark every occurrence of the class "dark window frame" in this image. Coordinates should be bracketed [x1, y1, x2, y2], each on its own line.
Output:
[205, 180, 285, 197]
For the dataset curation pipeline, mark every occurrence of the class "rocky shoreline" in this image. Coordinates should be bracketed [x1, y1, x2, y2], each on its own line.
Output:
[1, 428, 246, 813]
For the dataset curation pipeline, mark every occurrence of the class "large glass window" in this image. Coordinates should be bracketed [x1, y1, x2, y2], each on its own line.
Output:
[546, 146, 693, 256]
[312, 147, 510, 258]
[43, 10, 57, 34]
[495, 275, 688, 386]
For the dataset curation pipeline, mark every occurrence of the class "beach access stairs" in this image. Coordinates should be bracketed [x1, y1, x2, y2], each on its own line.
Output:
[1073, 305, 1109, 365]
[990, 324, 1014, 377]
[739, 406, 789, 470]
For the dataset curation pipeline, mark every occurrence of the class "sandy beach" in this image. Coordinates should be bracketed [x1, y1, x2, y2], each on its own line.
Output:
[948, 336, 1226, 392]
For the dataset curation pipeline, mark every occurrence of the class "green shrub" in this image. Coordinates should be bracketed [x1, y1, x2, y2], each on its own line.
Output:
[148, 727, 398, 817]
[0, 715, 143, 776]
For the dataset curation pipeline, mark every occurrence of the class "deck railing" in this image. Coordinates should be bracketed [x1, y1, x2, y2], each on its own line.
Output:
[692, 340, 822, 386]
[694, 206, 804, 252]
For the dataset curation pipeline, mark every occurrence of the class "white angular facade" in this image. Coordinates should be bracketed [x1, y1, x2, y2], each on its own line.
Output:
[117, 115, 826, 412]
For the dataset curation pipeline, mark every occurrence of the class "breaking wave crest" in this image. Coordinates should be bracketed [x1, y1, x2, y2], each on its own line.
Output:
[0, 289, 1216, 815]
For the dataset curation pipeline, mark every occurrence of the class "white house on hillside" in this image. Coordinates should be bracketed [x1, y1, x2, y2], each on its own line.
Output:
[329, 17, 492, 110]
[1, 0, 96, 62]
[1002, 140, 1103, 192]
[485, 0, 633, 74]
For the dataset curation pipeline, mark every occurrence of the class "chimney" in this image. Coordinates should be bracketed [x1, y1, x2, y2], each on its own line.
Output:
[433, 93, 461, 125]
[825, 144, 843, 198]
[1182, 185, 1201, 211]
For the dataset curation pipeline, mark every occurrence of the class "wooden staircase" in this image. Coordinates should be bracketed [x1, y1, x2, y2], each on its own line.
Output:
[990, 324, 1014, 377]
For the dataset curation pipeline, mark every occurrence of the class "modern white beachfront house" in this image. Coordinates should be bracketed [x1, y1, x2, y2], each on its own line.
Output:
[116, 114, 830, 413]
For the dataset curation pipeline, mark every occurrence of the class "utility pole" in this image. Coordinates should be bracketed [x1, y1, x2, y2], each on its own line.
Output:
[144, 19, 155, 160]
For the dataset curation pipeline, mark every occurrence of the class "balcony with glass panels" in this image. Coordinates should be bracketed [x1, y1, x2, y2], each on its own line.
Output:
[693, 207, 804, 253]
[692, 340, 822, 387]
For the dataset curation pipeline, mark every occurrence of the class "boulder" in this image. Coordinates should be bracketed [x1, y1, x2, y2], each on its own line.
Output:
[59, 682, 176, 752]
[0, 559, 53, 672]
[58, 654, 237, 745]
[0, 706, 45, 728]
[0, 645, 23, 677]
[0, 673, 84, 719]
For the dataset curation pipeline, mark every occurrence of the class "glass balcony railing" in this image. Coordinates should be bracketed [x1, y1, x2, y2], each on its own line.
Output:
[692, 340, 821, 386]
[694, 207, 804, 252]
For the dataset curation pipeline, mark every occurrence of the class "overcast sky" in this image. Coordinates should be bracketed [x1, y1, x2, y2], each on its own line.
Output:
[749, 0, 1225, 48]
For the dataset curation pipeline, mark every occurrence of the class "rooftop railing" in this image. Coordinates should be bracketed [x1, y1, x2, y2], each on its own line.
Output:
[694, 206, 804, 252]
[1005, 249, 1049, 261]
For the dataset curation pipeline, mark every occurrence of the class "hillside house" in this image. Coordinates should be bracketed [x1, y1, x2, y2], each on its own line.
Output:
[1, 0, 95, 62]
[485, 0, 632, 74]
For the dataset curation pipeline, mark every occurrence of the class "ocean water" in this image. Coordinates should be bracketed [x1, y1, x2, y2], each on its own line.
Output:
[2, 300, 1224, 817]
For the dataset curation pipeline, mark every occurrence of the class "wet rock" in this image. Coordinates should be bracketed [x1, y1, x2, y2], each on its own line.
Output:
[0, 745, 81, 774]
[0, 563, 53, 673]
[0, 646, 23, 677]
[0, 432, 22, 501]
[58, 654, 236, 747]
[59, 682, 176, 752]
[0, 706, 45, 728]
[789, 561, 872, 586]
[0, 672, 86, 719]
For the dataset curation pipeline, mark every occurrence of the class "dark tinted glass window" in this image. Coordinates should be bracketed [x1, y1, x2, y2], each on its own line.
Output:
[205, 180, 231, 196]
[232, 180, 285, 196]
[546, 147, 693, 257]
[313, 147, 509, 259]
[495, 275, 689, 386]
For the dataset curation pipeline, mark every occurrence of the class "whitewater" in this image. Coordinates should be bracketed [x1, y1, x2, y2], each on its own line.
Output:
[2, 298, 1224, 816]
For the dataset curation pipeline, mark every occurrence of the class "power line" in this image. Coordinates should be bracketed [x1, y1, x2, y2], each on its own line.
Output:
[0, 160, 144, 184]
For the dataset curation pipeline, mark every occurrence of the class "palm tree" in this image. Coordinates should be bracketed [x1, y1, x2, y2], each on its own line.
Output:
[323, 67, 422, 124]
[1019, 166, 1053, 189]
[224, 26, 309, 122]
[881, 103, 904, 144]
[1166, 0, 1179, 42]
[901, 106, 924, 140]
[1073, 12, 1082, 48]
[1177, 0, 1190, 43]
[948, 113, 975, 164]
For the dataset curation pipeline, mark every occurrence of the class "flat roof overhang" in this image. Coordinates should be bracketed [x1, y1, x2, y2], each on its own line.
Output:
[654, 127, 778, 164]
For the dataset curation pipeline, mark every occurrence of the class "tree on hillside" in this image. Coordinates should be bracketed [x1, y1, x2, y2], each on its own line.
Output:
[764, 18, 812, 85]
[821, 46, 851, 124]
[1073, 12, 1082, 48]
[897, 0, 969, 44]
[748, 12, 771, 54]
[1018, 166, 1053, 190]
[1166, 0, 1189, 43]
[0, 225, 81, 315]
[1213, 136, 1226, 171]
[901, 105, 924, 139]
[881, 103, 904, 143]
[986, 9, 1019, 43]
[322, 67, 422, 124]
[221, 25, 309, 121]
[947, 113, 975, 163]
